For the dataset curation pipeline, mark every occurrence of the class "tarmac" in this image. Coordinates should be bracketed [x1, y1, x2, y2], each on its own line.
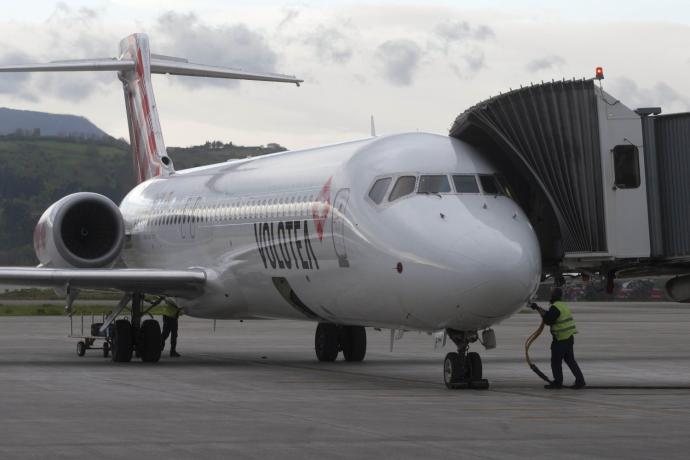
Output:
[0, 301, 688, 459]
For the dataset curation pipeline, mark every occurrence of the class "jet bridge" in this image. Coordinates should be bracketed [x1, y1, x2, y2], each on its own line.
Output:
[450, 78, 690, 281]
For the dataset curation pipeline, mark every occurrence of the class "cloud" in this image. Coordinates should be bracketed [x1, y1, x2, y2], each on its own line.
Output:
[277, 8, 300, 30]
[375, 39, 422, 86]
[525, 55, 566, 73]
[304, 26, 353, 64]
[0, 1, 114, 103]
[609, 77, 690, 113]
[0, 51, 38, 102]
[433, 20, 494, 54]
[154, 11, 278, 89]
[434, 21, 494, 42]
[449, 49, 486, 78]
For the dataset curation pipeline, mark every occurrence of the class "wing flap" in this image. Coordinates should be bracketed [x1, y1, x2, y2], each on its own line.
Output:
[0, 267, 206, 297]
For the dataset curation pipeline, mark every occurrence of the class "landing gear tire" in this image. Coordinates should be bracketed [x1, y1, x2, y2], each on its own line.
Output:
[76, 341, 86, 357]
[103, 341, 110, 358]
[443, 352, 464, 389]
[341, 326, 367, 362]
[467, 351, 482, 380]
[315, 323, 339, 362]
[444, 329, 490, 390]
[111, 319, 133, 363]
[139, 319, 162, 363]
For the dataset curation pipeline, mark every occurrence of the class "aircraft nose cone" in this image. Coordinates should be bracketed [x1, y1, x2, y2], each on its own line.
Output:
[450, 215, 541, 320]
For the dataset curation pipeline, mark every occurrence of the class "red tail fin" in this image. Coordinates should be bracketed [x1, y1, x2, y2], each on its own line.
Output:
[118, 34, 173, 184]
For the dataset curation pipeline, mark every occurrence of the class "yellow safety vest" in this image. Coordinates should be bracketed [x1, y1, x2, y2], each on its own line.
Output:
[161, 303, 179, 318]
[550, 301, 578, 341]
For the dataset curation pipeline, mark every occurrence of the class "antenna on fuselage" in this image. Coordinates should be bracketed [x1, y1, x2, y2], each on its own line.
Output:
[370, 115, 376, 137]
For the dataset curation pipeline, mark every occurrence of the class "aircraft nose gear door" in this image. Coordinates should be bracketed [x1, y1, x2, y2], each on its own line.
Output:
[332, 189, 350, 268]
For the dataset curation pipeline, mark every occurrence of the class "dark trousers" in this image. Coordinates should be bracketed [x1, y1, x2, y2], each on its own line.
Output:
[161, 315, 178, 352]
[551, 336, 585, 385]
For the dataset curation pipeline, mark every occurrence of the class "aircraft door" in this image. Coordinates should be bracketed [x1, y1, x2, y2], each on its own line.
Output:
[332, 189, 350, 268]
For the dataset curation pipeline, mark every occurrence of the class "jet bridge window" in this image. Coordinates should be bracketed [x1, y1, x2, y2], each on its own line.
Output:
[479, 175, 505, 196]
[368, 177, 391, 204]
[418, 175, 451, 195]
[613, 145, 640, 189]
[452, 175, 480, 193]
[389, 176, 416, 201]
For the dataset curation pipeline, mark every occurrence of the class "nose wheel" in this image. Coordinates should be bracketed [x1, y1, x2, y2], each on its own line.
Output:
[443, 330, 489, 390]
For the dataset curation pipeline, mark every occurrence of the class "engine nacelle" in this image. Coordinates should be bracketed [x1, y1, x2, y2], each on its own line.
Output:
[33, 193, 125, 268]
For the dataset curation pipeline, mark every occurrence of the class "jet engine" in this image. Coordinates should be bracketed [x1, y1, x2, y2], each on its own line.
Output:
[33, 193, 125, 268]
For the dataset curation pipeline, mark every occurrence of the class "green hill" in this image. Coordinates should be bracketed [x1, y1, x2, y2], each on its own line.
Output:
[0, 136, 286, 265]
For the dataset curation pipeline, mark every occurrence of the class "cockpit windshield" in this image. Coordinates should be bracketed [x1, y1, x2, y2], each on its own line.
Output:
[368, 177, 391, 204]
[452, 175, 480, 193]
[389, 176, 416, 201]
[418, 175, 451, 194]
[479, 175, 505, 196]
[368, 173, 509, 206]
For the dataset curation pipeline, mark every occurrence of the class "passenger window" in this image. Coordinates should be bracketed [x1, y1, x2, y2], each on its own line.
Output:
[368, 177, 392, 204]
[479, 175, 504, 196]
[418, 175, 450, 194]
[452, 175, 480, 193]
[613, 145, 640, 189]
[389, 176, 416, 201]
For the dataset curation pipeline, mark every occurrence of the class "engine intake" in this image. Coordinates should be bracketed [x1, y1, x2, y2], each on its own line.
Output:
[34, 193, 125, 268]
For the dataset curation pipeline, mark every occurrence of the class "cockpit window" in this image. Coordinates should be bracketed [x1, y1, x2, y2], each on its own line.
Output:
[368, 177, 391, 204]
[389, 176, 416, 201]
[495, 174, 514, 198]
[479, 175, 505, 196]
[418, 175, 451, 194]
[452, 175, 480, 193]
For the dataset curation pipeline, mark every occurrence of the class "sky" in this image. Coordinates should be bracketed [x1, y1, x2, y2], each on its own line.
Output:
[0, 0, 688, 150]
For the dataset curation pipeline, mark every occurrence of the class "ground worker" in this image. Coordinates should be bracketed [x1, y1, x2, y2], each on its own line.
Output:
[531, 287, 586, 389]
[160, 302, 181, 358]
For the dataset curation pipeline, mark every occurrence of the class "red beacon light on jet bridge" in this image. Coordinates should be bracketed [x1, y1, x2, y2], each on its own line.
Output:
[595, 66, 604, 80]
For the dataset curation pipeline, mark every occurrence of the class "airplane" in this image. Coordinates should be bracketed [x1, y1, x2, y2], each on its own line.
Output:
[0, 33, 541, 389]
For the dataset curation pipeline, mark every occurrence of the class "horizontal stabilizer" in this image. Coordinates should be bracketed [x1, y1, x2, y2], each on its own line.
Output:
[0, 58, 302, 85]
[0, 267, 206, 297]
[0, 59, 132, 73]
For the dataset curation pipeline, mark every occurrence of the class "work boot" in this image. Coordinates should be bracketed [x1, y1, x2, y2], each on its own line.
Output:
[170, 350, 181, 358]
[570, 381, 586, 390]
[544, 383, 563, 389]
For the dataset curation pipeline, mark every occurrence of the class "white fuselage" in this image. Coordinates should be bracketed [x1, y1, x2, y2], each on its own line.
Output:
[119, 133, 541, 332]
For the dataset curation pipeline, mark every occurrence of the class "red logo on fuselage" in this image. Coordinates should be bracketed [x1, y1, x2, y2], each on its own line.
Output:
[312, 177, 332, 241]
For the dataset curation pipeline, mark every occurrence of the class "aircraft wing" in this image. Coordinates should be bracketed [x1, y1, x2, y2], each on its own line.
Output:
[0, 267, 206, 297]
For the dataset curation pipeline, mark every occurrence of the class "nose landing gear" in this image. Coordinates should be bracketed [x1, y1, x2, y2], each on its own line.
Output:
[443, 329, 489, 390]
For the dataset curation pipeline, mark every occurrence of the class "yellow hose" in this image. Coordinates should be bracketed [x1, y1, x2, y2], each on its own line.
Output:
[525, 320, 552, 383]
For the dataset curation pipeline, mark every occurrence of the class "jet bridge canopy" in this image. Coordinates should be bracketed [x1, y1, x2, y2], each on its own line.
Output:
[450, 78, 690, 274]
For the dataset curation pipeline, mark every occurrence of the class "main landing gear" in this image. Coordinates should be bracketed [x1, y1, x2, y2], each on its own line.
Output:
[443, 329, 489, 390]
[110, 293, 162, 363]
[314, 323, 367, 362]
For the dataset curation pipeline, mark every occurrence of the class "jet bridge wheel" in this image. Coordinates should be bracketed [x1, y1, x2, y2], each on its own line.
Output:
[139, 319, 162, 363]
[111, 319, 133, 363]
[315, 323, 340, 362]
[340, 326, 367, 362]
